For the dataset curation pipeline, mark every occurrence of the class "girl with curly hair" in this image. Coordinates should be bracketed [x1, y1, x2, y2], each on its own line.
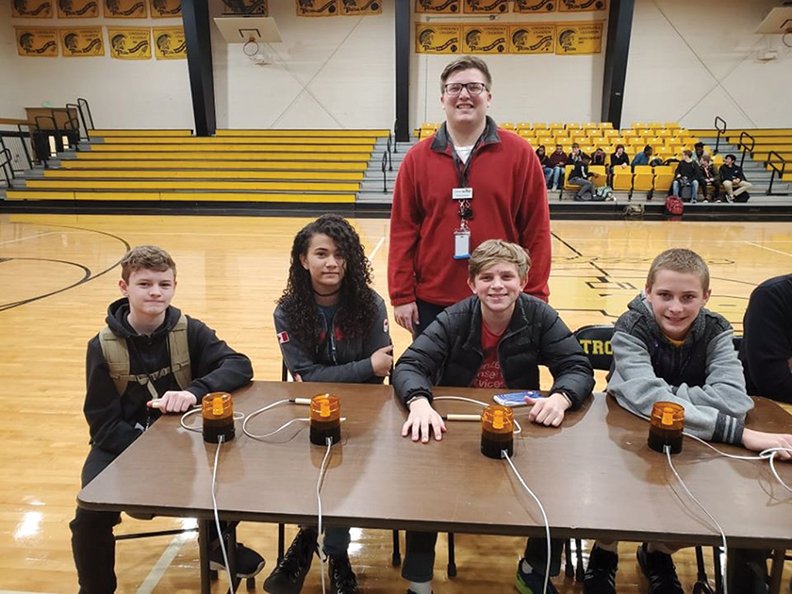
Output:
[266, 214, 392, 594]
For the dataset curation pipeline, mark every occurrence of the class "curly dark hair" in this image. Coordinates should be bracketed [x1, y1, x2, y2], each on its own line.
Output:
[278, 214, 378, 351]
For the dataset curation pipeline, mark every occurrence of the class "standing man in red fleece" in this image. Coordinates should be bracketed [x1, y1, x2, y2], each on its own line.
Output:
[388, 56, 551, 335]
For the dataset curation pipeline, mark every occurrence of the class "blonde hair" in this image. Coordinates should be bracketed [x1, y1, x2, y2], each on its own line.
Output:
[646, 248, 709, 292]
[468, 239, 530, 281]
[120, 245, 176, 282]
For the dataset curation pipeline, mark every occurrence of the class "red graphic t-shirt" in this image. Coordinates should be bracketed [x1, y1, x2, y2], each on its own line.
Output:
[471, 323, 506, 389]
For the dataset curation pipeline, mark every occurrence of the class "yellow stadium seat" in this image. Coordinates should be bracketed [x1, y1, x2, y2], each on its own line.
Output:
[532, 123, 548, 130]
[632, 165, 654, 193]
[631, 122, 647, 129]
[548, 123, 564, 131]
[589, 136, 607, 147]
[655, 129, 672, 138]
[501, 122, 515, 130]
[647, 121, 663, 129]
[589, 165, 607, 187]
[664, 122, 681, 129]
[566, 123, 581, 131]
[563, 164, 577, 193]
[603, 129, 620, 138]
[653, 165, 674, 193]
[713, 154, 724, 167]
[600, 121, 614, 129]
[612, 166, 633, 191]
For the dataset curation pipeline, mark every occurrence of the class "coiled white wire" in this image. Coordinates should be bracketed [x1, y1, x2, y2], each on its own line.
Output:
[211, 436, 235, 589]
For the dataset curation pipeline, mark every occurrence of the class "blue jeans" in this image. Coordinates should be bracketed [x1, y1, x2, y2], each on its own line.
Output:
[549, 166, 564, 189]
[672, 179, 699, 202]
[542, 166, 553, 188]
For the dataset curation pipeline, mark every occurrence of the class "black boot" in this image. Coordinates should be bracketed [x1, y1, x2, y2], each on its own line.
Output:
[263, 528, 318, 594]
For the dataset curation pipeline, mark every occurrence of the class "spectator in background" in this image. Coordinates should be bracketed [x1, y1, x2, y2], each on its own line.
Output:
[568, 154, 596, 201]
[569, 142, 588, 164]
[631, 145, 653, 167]
[719, 154, 752, 202]
[672, 150, 701, 203]
[610, 144, 630, 186]
[698, 154, 719, 202]
[546, 144, 569, 191]
[692, 141, 708, 163]
[536, 145, 553, 189]
[591, 147, 607, 166]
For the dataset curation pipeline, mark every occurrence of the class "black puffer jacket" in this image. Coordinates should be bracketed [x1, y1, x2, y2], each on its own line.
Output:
[393, 294, 594, 407]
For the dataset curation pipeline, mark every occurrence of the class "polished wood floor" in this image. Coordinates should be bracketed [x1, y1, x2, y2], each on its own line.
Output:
[0, 213, 790, 593]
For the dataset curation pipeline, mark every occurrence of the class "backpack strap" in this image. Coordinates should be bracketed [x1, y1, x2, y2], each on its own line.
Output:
[98, 312, 191, 397]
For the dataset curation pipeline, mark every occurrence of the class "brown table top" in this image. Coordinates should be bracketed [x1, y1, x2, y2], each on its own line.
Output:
[78, 381, 792, 548]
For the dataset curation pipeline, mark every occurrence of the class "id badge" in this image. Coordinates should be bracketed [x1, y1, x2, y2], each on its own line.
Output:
[453, 229, 470, 260]
[452, 187, 473, 201]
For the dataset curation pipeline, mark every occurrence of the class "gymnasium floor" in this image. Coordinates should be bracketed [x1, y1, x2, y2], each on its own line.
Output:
[0, 213, 790, 593]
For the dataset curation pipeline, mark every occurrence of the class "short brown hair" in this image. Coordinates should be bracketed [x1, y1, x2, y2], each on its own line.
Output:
[646, 248, 709, 293]
[440, 56, 492, 91]
[120, 245, 176, 282]
[468, 239, 530, 282]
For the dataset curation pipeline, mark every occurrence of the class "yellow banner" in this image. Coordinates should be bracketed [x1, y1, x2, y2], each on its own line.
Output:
[12, 0, 52, 17]
[57, 0, 100, 18]
[61, 27, 104, 56]
[103, 0, 146, 18]
[149, 0, 181, 17]
[153, 26, 186, 59]
[555, 22, 602, 54]
[558, 0, 607, 12]
[221, 0, 267, 15]
[339, 0, 381, 15]
[415, 0, 460, 14]
[296, 0, 338, 16]
[15, 27, 58, 56]
[513, 0, 556, 12]
[107, 27, 151, 59]
[461, 25, 508, 54]
[462, 0, 508, 14]
[415, 24, 460, 54]
[509, 25, 554, 54]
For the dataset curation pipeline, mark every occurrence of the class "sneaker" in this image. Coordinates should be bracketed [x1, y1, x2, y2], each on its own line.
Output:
[583, 546, 618, 594]
[209, 541, 265, 578]
[515, 557, 559, 594]
[725, 193, 734, 202]
[263, 528, 318, 594]
[328, 553, 358, 594]
[636, 543, 683, 594]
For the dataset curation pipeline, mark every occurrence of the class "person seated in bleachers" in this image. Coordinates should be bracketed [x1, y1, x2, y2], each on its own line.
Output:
[609, 144, 630, 186]
[546, 144, 569, 191]
[691, 141, 709, 163]
[569, 142, 589, 164]
[568, 154, 596, 201]
[394, 239, 594, 594]
[718, 154, 752, 202]
[698, 154, 719, 202]
[631, 145, 653, 167]
[535, 145, 553, 189]
[591, 147, 607, 166]
[739, 274, 792, 405]
[671, 150, 701, 203]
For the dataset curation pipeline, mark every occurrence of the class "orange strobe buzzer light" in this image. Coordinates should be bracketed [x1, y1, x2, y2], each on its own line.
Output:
[310, 393, 341, 446]
[481, 404, 514, 459]
[202, 392, 235, 443]
[648, 401, 685, 454]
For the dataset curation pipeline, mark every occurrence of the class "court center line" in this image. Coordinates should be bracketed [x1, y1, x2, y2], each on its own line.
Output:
[0, 231, 59, 247]
[135, 531, 192, 594]
[744, 241, 792, 258]
[368, 236, 385, 260]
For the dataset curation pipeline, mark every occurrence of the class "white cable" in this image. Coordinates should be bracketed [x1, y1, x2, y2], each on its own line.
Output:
[434, 395, 523, 434]
[765, 449, 792, 494]
[180, 407, 202, 432]
[502, 450, 552, 594]
[316, 438, 333, 594]
[241, 399, 304, 439]
[664, 445, 729, 594]
[244, 417, 310, 440]
[211, 436, 235, 590]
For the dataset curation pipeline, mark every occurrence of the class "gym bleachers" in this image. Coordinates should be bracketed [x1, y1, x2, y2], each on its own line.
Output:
[5, 128, 389, 205]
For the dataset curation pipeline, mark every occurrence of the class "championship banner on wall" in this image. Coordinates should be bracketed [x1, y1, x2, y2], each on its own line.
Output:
[339, 0, 382, 15]
[12, 0, 52, 18]
[461, 24, 508, 54]
[60, 27, 103, 56]
[296, 0, 338, 16]
[153, 26, 186, 59]
[558, 0, 607, 12]
[15, 27, 58, 56]
[462, 0, 508, 14]
[513, 0, 556, 12]
[509, 24, 554, 53]
[103, 0, 147, 18]
[57, 0, 100, 18]
[221, 0, 267, 15]
[415, 24, 460, 54]
[149, 0, 181, 17]
[107, 27, 151, 58]
[555, 21, 602, 54]
[415, 0, 460, 15]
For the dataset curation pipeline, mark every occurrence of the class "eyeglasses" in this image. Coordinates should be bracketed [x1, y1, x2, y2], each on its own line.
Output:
[443, 82, 488, 96]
